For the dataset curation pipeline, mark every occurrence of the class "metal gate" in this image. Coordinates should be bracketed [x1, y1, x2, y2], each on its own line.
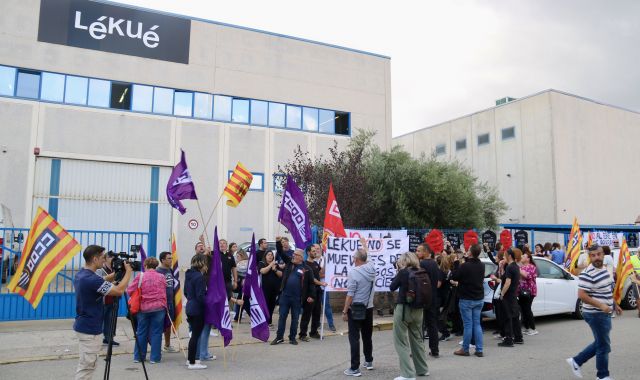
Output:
[0, 227, 147, 321]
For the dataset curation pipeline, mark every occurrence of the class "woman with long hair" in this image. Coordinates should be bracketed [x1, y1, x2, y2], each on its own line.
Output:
[183, 254, 208, 369]
[519, 251, 538, 335]
[233, 249, 250, 322]
[259, 250, 282, 326]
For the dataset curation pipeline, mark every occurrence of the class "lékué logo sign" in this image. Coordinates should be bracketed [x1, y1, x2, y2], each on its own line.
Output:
[38, 0, 190, 64]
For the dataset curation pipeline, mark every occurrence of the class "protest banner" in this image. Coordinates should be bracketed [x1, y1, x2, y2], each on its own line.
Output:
[345, 229, 407, 239]
[325, 237, 409, 292]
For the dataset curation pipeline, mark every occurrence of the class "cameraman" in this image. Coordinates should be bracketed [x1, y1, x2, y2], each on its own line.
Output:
[74, 245, 132, 380]
[96, 253, 119, 346]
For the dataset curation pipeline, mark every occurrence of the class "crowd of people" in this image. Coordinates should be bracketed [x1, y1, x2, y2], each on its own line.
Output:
[71, 234, 640, 380]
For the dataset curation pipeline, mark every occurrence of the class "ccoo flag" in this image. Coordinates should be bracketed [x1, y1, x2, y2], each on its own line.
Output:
[205, 227, 233, 346]
[321, 183, 346, 250]
[166, 149, 198, 215]
[8, 207, 82, 309]
[564, 217, 583, 273]
[242, 234, 270, 342]
[613, 238, 635, 304]
[278, 175, 312, 249]
[224, 162, 253, 207]
[171, 234, 183, 329]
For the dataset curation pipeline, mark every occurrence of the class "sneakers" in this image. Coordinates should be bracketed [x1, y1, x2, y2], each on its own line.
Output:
[188, 363, 207, 370]
[289, 339, 298, 345]
[102, 339, 120, 346]
[270, 337, 284, 345]
[329, 325, 337, 332]
[439, 334, 451, 341]
[522, 328, 530, 335]
[162, 345, 179, 353]
[299, 336, 310, 342]
[458, 340, 475, 348]
[393, 377, 416, 380]
[514, 339, 524, 345]
[185, 359, 202, 366]
[310, 333, 321, 339]
[344, 368, 362, 377]
[201, 354, 217, 361]
[362, 361, 374, 370]
[526, 329, 539, 336]
[210, 330, 219, 337]
[498, 340, 514, 347]
[428, 352, 439, 358]
[565, 358, 583, 378]
[596, 377, 613, 380]
[474, 351, 484, 357]
[149, 360, 158, 364]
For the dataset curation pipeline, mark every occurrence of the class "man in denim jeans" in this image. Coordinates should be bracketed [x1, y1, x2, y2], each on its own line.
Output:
[567, 245, 622, 380]
[451, 244, 485, 357]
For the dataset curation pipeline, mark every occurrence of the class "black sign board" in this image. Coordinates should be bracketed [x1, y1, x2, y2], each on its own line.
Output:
[446, 233, 461, 249]
[38, 0, 191, 64]
[409, 232, 423, 252]
[514, 230, 528, 249]
[482, 230, 497, 251]
[626, 233, 639, 248]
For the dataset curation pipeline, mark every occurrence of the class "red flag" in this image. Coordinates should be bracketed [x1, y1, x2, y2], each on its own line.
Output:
[425, 229, 444, 254]
[463, 230, 479, 250]
[500, 230, 513, 250]
[322, 183, 346, 250]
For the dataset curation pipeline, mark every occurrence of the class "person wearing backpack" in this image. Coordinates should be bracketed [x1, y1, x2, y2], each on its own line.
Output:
[342, 238, 377, 377]
[390, 252, 431, 380]
[451, 243, 485, 357]
[417, 243, 441, 357]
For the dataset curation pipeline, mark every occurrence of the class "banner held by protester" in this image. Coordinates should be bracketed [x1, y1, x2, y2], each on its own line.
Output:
[278, 175, 312, 249]
[242, 234, 270, 342]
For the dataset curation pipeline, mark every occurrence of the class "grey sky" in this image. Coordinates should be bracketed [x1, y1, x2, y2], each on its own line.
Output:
[114, 0, 640, 137]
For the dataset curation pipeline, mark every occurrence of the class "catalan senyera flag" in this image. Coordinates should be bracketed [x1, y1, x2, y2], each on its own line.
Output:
[586, 232, 594, 248]
[8, 207, 81, 309]
[171, 234, 183, 329]
[223, 162, 253, 207]
[564, 217, 583, 274]
[321, 183, 346, 250]
[613, 238, 635, 304]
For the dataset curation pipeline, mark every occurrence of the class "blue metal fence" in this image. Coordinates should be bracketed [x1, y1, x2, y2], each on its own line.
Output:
[0, 228, 148, 321]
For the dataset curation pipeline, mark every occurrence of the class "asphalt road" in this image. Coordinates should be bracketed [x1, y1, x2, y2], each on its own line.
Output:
[1, 313, 637, 380]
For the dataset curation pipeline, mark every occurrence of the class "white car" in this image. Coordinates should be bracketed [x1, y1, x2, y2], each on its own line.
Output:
[480, 257, 583, 319]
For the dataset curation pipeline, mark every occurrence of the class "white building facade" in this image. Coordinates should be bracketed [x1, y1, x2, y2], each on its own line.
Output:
[393, 89, 640, 227]
[0, 0, 392, 257]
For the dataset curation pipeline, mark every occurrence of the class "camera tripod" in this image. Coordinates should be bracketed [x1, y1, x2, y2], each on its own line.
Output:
[103, 292, 149, 380]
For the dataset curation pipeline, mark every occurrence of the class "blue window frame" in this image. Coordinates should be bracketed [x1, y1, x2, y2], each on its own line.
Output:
[232, 98, 250, 123]
[302, 107, 319, 131]
[87, 78, 110, 108]
[250, 100, 268, 126]
[319, 109, 335, 134]
[213, 95, 232, 121]
[40, 72, 65, 102]
[132, 84, 153, 112]
[286, 105, 302, 129]
[0, 65, 16, 96]
[153, 87, 174, 115]
[268, 102, 285, 127]
[174, 91, 193, 117]
[227, 171, 264, 192]
[64, 75, 88, 105]
[193, 92, 213, 119]
[16, 70, 41, 99]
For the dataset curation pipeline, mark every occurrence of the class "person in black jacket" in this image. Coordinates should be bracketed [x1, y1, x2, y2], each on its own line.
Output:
[451, 244, 486, 357]
[184, 254, 208, 370]
[417, 243, 441, 357]
[271, 242, 316, 346]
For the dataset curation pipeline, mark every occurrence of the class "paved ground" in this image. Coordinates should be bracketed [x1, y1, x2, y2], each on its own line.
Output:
[1, 312, 638, 379]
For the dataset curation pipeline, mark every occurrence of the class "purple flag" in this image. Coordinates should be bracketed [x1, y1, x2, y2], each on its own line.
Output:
[139, 244, 147, 272]
[278, 175, 312, 248]
[166, 150, 198, 215]
[204, 227, 233, 346]
[242, 234, 270, 342]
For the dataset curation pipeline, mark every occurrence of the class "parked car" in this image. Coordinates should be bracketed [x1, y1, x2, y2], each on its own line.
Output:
[480, 257, 583, 320]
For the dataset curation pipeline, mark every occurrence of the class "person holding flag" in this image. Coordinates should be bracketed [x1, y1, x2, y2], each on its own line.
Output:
[242, 235, 271, 342]
[566, 244, 622, 380]
[156, 250, 179, 353]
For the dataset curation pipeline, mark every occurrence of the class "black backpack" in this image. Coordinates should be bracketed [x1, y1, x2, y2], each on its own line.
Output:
[406, 268, 432, 309]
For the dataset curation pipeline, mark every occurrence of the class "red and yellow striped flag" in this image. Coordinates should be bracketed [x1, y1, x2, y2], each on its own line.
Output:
[223, 162, 253, 207]
[171, 234, 183, 329]
[8, 207, 81, 309]
[613, 238, 634, 304]
[564, 217, 583, 274]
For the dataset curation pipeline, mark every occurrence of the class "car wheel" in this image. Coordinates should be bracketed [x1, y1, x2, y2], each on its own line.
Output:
[623, 286, 637, 310]
[573, 299, 584, 320]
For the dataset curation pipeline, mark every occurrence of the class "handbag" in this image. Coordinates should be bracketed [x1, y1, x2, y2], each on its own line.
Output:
[351, 272, 374, 321]
[128, 272, 144, 315]
[519, 288, 531, 298]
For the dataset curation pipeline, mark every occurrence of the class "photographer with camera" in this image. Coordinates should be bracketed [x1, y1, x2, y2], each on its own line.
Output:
[96, 252, 119, 346]
[74, 245, 132, 380]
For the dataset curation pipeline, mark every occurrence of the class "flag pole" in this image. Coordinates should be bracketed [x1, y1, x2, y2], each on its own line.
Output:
[203, 192, 225, 234]
[320, 287, 327, 340]
[231, 293, 245, 362]
[166, 309, 187, 359]
[195, 199, 211, 249]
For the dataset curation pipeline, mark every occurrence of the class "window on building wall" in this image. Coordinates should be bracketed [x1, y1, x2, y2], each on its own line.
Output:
[16, 69, 41, 99]
[250, 100, 268, 125]
[110, 82, 131, 110]
[335, 111, 350, 135]
[153, 87, 174, 115]
[228, 171, 264, 191]
[302, 107, 319, 131]
[435, 144, 446, 155]
[232, 98, 250, 123]
[502, 126, 516, 140]
[213, 95, 232, 121]
[319, 109, 335, 134]
[455, 138, 467, 151]
[87, 78, 110, 108]
[0, 65, 16, 96]
[193, 92, 213, 119]
[286, 105, 302, 129]
[40, 72, 65, 102]
[174, 91, 193, 117]
[132, 85, 153, 112]
[64, 75, 88, 105]
[268, 102, 285, 127]
[478, 133, 490, 146]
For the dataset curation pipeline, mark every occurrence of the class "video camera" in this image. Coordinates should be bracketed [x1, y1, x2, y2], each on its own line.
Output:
[107, 244, 143, 281]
